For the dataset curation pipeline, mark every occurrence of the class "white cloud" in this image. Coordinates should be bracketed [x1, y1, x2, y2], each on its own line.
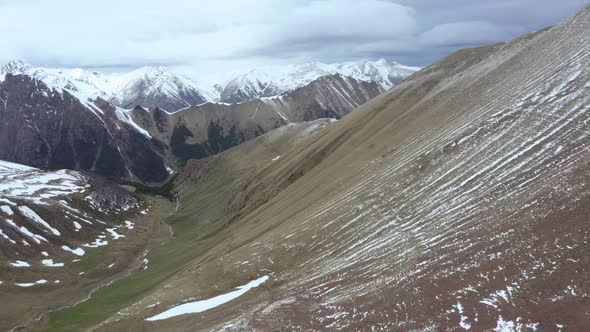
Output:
[420, 21, 518, 46]
[0, 0, 415, 64]
[0, 0, 586, 83]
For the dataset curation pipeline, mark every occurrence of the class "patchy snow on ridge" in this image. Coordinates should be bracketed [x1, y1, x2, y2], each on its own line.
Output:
[0, 160, 88, 204]
[18, 206, 61, 236]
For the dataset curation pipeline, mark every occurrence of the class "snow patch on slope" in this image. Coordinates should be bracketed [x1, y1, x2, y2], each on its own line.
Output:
[115, 107, 152, 138]
[146, 275, 269, 321]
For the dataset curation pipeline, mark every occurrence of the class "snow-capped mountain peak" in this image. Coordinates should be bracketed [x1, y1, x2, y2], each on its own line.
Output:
[111, 66, 213, 110]
[216, 59, 420, 103]
[0, 61, 115, 105]
[333, 58, 420, 89]
[0, 58, 419, 109]
[0, 61, 214, 110]
[0, 60, 32, 75]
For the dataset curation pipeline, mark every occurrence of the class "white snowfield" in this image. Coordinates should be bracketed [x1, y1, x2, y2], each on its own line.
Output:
[9, 260, 30, 267]
[61, 245, 85, 256]
[0, 160, 88, 205]
[146, 275, 269, 321]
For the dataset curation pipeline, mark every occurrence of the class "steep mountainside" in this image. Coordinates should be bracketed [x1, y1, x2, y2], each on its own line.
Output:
[0, 74, 173, 184]
[55, 5, 590, 331]
[216, 59, 418, 103]
[133, 74, 383, 163]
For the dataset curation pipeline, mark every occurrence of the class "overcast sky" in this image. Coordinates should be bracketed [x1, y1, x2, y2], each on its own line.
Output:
[0, 0, 587, 84]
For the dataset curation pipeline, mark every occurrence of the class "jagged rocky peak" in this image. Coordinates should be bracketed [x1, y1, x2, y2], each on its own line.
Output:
[0, 60, 32, 76]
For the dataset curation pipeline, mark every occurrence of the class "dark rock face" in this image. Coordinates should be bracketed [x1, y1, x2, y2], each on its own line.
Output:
[0, 74, 170, 184]
[86, 175, 140, 212]
[170, 121, 241, 163]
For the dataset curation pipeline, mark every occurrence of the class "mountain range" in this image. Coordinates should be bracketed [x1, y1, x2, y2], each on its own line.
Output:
[214, 59, 419, 103]
[0, 59, 417, 111]
[0, 59, 411, 183]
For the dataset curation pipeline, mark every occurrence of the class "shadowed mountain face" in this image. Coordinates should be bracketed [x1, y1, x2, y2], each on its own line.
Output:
[0, 74, 171, 184]
[84, 5, 590, 331]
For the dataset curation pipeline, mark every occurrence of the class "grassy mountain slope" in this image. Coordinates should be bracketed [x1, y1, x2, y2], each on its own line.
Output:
[32, 119, 335, 331]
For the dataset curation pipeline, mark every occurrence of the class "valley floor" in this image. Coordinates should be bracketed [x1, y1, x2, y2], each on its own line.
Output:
[6, 195, 174, 332]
